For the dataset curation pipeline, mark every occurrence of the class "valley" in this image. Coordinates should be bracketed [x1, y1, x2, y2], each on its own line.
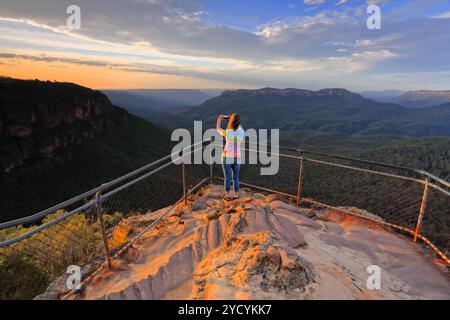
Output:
[1, 78, 449, 223]
[0, 78, 171, 222]
[158, 88, 450, 137]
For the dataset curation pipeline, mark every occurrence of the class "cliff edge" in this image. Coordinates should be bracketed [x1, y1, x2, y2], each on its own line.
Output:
[65, 185, 449, 300]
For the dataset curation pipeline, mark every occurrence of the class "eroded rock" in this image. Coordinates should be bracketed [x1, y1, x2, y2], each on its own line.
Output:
[57, 184, 449, 301]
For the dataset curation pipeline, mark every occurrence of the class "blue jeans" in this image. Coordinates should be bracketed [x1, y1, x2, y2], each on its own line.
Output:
[222, 159, 240, 193]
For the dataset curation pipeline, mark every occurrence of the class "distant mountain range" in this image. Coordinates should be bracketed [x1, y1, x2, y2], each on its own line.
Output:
[359, 90, 405, 102]
[160, 87, 450, 137]
[389, 90, 450, 108]
[360, 89, 450, 108]
[103, 89, 222, 123]
[1, 79, 449, 222]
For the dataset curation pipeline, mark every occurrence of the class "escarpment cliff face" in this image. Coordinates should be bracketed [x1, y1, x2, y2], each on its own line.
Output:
[0, 78, 173, 223]
[0, 78, 129, 173]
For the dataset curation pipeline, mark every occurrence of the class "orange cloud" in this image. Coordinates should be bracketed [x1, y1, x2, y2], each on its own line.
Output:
[0, 57, 234, 89]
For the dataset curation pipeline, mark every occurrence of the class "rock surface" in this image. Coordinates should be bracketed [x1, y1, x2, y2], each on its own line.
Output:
[72, 185, 449, 300]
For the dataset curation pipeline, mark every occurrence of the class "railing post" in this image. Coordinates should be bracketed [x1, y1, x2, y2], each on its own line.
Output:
[95, 192, 112, 269]
[296, 152, 304, 206]
[414, 176, 430, 242]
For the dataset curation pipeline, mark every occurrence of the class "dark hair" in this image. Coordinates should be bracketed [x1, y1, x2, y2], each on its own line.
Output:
[231, 113, 240, 130]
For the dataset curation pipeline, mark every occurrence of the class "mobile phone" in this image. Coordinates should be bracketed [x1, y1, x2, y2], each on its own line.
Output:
[223, 115, 230, 120]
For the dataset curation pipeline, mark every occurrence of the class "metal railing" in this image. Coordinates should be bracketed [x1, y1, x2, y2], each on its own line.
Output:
[237, 143, 449, 263]
[0, 140, 449, 300]
[0, 140, 211, 300]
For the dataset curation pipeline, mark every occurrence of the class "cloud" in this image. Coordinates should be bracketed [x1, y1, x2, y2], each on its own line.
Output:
[434, 11, 450, 19]
[0, 0, 450, 89]
[0, 51, 212, 77]
[304, 0, 327, 5]
[0, 1, 447, 66]
[0, 52, 124, 68]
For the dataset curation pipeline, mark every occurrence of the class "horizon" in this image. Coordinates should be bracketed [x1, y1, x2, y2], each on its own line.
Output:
[5, 76, 450, 94]
[1, 1, 450, 91]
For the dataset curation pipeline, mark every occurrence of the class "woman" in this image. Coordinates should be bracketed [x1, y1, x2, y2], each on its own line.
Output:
[217, 113, 245, 201]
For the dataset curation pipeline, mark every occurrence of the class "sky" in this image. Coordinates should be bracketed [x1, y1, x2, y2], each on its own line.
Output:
[0, 0, 450, 90]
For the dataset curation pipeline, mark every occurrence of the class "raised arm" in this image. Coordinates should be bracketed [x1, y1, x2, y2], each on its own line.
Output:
[216, 115, 226, 137]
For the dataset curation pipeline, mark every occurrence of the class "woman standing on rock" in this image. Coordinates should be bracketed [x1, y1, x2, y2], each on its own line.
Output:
[217, 113, 245, 201]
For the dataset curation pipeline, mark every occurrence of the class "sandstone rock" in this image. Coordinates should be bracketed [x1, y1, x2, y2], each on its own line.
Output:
[46, 185, 449, 301]
[265, 193, 290, 203]
[192, 201, 207, 211]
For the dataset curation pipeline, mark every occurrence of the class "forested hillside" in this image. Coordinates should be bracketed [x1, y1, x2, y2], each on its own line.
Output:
[0, 79, 171, 222]
[161, 88, 450, 137]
